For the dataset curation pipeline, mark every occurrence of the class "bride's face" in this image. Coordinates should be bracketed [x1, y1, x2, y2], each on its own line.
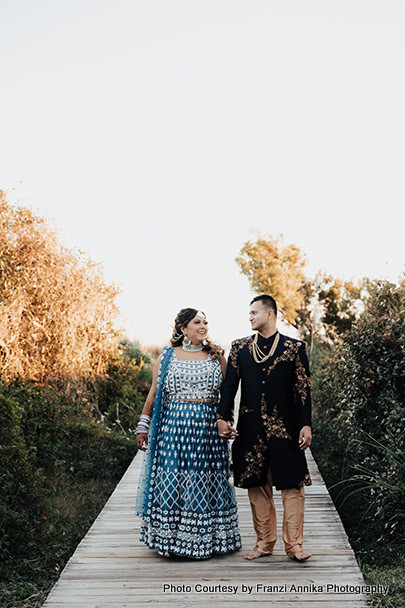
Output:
[182, 315, 209, 345]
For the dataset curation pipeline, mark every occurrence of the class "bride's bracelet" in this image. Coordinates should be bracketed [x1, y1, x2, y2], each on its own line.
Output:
[136, 414, 151, 434]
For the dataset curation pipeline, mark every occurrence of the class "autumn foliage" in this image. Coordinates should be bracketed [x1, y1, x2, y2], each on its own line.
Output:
[236, 233, 307, 325]
[236, 232, 367, 340]
[0, 191, 121, 382]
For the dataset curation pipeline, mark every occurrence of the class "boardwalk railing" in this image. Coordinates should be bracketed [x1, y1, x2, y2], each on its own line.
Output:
[43, 450, 369, 607]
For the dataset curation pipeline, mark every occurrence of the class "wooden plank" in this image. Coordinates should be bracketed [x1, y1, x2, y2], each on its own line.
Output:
[43, 450, 370, 607]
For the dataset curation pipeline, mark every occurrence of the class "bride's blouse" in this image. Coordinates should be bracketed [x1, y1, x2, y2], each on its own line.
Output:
[163, 351, 222, 402]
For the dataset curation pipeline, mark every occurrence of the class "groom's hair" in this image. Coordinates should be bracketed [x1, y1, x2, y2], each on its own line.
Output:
[250, 294, 277, 316]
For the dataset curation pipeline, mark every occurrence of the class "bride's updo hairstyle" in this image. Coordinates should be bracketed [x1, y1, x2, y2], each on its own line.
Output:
[170, 308, 224, 361]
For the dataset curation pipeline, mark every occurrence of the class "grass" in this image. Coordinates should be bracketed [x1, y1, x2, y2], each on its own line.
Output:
[339, 515, 405, 608]
[363, 563, 405, 608]
[356, 545, 405, 608]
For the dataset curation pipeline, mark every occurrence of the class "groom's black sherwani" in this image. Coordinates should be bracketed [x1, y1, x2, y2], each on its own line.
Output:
[218, 332, 312, 490]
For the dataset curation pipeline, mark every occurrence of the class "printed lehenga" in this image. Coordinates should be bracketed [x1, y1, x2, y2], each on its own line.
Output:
[136, 346, 241, 558]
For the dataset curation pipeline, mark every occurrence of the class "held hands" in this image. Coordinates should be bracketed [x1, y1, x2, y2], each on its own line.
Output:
[136, 433, 148, 451]
[299, 426, 312, 450]
[217, 419, 238, 440]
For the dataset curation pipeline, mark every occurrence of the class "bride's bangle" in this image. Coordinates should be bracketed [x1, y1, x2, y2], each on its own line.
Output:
[136, 413, 151, 434]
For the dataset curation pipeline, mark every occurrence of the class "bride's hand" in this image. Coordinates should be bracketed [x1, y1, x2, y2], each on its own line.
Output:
[136, 433, 148, 451]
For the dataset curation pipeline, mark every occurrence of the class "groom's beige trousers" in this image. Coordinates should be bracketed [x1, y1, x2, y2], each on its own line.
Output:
[247, 465, 305, 557]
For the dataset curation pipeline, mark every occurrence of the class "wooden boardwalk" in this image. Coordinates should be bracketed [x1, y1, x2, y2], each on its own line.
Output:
[43, 451, 369, 607]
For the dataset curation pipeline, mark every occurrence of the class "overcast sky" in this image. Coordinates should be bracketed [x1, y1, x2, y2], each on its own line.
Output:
[1, 0, 404, 348]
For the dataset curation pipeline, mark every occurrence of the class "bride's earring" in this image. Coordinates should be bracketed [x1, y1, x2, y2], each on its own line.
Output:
[183, 335, 191, 347]
[202, 339, 208, 346]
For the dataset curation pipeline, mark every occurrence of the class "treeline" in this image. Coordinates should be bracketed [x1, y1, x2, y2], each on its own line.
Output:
[238, 233, 405, 607]
[0, 192, 153, 607]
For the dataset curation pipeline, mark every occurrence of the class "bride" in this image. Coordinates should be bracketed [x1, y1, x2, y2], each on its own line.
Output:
[135, 308, 241, 559]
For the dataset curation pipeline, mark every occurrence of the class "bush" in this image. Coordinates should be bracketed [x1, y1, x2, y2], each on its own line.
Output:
[0, 377, 139, 579]
[0, 336, 153, 581]
[0, 385, 48, 568]
[312, 280, 405, 542]
[94, 339, 153, 434]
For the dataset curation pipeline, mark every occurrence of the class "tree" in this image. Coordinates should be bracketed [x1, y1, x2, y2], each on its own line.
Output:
[235, 233, 307, 326]
[0, 191, 121, 382]
[317, 272, 366, 338]
[295, 277, 324, 351]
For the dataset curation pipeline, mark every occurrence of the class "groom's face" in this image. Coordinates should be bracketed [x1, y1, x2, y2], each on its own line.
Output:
[249, 301, 272, 332]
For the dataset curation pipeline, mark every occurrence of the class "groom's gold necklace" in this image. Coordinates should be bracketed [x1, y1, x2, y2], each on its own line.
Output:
[252, 331, 280, 363]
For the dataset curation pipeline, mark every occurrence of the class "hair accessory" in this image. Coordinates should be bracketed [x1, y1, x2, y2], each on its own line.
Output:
[196, 310, 206, 319]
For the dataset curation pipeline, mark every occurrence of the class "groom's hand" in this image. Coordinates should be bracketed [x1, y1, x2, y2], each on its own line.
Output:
[217, 419, 238, 439]
[299, 426, 312, 450]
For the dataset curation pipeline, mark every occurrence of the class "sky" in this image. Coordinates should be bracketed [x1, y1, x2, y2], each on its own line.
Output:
[1, 0, 404, 349]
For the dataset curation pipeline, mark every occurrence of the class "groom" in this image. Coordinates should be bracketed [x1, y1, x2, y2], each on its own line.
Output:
[216, 295, 312, 561]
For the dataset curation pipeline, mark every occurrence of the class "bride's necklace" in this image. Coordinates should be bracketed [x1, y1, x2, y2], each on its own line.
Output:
[252, 331, 279, 363]
[182, 342, 204, 352]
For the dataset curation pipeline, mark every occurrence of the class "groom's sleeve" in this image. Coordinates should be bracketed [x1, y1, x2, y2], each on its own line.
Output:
[216, 341, 241, 424]
[294, 341, 312, 428]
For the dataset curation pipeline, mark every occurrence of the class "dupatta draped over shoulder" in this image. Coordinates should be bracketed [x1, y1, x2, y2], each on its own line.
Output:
[135, 345, 173, 517]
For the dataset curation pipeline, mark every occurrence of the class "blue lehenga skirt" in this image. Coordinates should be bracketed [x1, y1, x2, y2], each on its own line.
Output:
[139, 398, 242, 558]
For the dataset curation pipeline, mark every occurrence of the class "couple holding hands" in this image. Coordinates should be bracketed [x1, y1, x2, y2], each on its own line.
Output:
[135, 295, 312, 562]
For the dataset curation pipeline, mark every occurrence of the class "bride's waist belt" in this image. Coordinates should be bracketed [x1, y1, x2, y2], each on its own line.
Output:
[175, 397, 216, 404]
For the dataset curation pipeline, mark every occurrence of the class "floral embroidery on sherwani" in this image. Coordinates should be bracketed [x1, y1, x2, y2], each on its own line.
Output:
[261, 396, 291, 441]
[239, 437, 267, 485]
[239, 403, 254, 415]
[266, 340, 299, 376]
[298, 473, 312, 487]
[294, 349, 311, 403]
[229, 336, 253, 374]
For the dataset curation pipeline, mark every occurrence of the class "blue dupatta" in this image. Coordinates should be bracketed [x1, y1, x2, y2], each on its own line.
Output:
[135, 346, 173, 517]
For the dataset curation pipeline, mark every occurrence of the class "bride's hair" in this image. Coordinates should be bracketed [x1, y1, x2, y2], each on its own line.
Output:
[170, 308, 224, 361]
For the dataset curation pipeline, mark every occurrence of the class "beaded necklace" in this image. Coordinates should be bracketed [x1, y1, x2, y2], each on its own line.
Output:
[252, 331, 280, 363]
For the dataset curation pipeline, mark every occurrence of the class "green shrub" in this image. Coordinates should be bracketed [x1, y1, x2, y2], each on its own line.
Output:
[312, 280, 405, 542]
[94, 339, 153, 434]
[0, 379, 137, 580]
[0, 386, 48, 568]
[0, 340, 153, 582]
